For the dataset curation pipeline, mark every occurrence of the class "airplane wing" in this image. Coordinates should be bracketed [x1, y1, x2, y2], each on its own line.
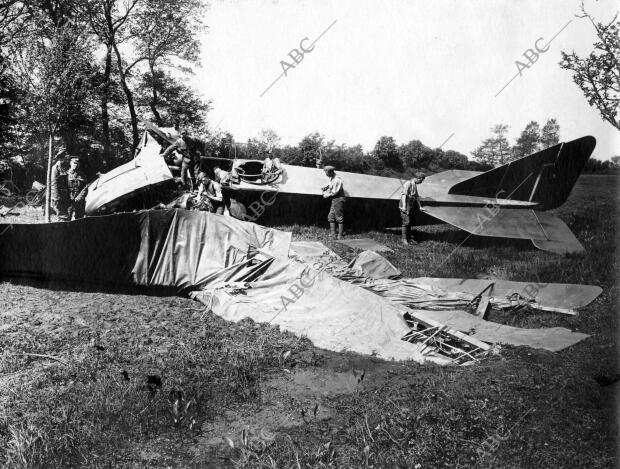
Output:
[141, 120, 179, 145]
[422, 205, 584, 254]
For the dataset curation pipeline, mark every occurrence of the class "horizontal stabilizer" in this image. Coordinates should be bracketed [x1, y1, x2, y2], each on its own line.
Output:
[422, 205, 584, 254]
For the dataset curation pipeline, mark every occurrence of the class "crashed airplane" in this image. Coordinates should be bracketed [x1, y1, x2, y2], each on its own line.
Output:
[85, 123, 596, 254]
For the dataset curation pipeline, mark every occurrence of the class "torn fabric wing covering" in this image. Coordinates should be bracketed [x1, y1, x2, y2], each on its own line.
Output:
[412, 277, 602, 311]
[0, 215, 601, 361]
[0, 210, 290, 290]
[85, 132, 172, 215]
[192, 258, 451, 363]
[0, 213, 446, 363]
[348, 250, 401, 279]
[412, 310, 590, 352]
[285, 243, 599, 352]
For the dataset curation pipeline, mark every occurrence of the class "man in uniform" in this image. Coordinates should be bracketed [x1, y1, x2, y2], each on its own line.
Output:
[196, 172, 224, 214]
[321, 165, 345, 239]
[262, 149, 283, 181]
[50, 151, 69, 221]
[213, 166, 232, 214]
[400, 172, 426, 245]
[162, 129, 195, 190]
[67, 156, 88, 220]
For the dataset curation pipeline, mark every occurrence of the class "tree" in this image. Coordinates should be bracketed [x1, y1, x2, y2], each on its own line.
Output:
[373, 136, 402, 170]
[0, 1, 32, 53]
[398, 140, 433, 169]
[15, 23, 94, 220]
[471, 124, 511, 166]
[0, 55, 19, 168]
[83, 0, 143, 152]
[247, 129, 281, 156]
[560, 7, 620, 130]
[540, 118, 560, 149]
[299, 132, 332, 167]
[513, 121, 540, 159]
[440, 150, 468, 169]
[131, 0, 205, 125]
[136, 71, 210, 130]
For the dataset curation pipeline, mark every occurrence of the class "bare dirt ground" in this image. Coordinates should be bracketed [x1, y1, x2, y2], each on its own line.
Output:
[0, 174, 618, 468]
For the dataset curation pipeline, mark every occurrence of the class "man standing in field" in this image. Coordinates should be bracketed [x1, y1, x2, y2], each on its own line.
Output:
[322, 165, 345, 239]
[67, 156, 88, 220]
[50, 151, 69, 221]
[400, 172, 426, 245]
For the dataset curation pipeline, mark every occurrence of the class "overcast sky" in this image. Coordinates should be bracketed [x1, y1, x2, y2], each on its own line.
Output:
[192, 0, 618, 160]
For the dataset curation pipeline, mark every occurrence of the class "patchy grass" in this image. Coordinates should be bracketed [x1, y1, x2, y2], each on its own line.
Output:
[0, 174, 618, 468]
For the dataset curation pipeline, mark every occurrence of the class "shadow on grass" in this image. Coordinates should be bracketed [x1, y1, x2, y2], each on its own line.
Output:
[0, 275, 180, 298]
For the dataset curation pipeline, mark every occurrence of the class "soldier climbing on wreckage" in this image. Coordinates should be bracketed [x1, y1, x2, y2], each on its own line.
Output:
[161, 128, 198, 190]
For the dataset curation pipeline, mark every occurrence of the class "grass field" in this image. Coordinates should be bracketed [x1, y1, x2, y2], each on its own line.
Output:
[0, 174, 618, 468]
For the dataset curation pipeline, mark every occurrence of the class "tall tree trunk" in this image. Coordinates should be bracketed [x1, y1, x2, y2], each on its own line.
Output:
[45, 131, 53, 222]
[100, 44, 112, 160]
[149, 62, 162, 125]
[112, 42, 139, 152]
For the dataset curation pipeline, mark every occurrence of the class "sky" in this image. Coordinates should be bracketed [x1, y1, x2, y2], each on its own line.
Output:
[192, 0, 618, 160]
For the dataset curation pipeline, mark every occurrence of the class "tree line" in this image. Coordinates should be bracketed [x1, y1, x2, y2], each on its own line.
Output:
[0, 1, 616, 192]
[213, 130, 494, 178]
[471, 119, 561, 167]
[0, 0, 209, 188]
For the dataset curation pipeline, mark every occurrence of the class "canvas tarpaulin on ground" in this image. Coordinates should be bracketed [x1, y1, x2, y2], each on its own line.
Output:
[348, 250, 401, 279]
[0, 209, 290, 290]
[285, 242, 598, 352]
[192, 258, 450, 363]
[0, 212, 444, 362]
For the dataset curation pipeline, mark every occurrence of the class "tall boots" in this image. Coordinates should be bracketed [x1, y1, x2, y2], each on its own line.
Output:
[402, 226, 418, 245]
[401, 226, 409, 245]
[329, 223, 344, 240]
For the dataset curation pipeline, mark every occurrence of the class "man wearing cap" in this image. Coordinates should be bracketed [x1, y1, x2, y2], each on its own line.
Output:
[214, 166, 233, 214]
[321, 166, 345, 239]
[50, 150, 69, 221]
[162, 129, 194, 190]
[262, 149, 283, 182]
[67, 156, 88, 220]
[400, 172, 426, 245]
[196, 172, 224, 214]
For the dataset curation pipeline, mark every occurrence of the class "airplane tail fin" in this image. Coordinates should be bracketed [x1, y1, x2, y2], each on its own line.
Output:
[449, 136, 596, 210]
